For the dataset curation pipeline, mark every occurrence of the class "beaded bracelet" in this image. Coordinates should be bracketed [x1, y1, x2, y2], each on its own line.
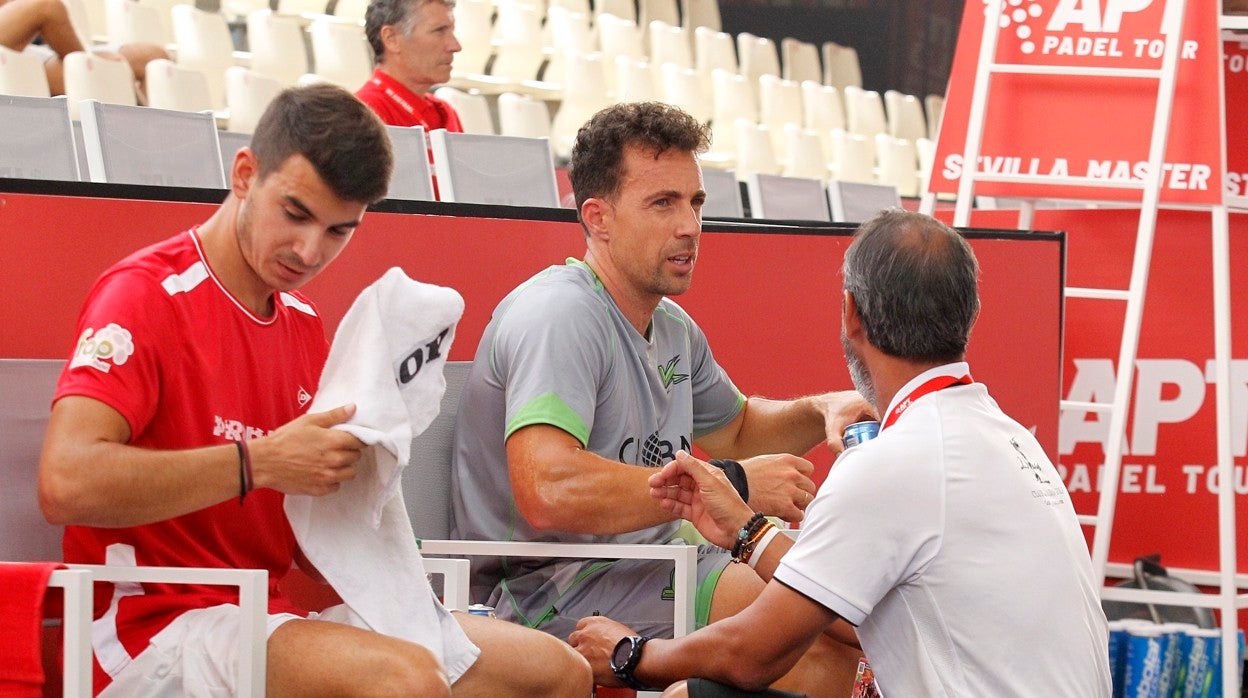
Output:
[731, 512, 768, 561]
[746, 524, 782, 569]
[737, 520, 776, 566]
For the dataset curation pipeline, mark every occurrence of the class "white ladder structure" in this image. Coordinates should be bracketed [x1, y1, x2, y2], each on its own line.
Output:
[948, 1, 1244, 695]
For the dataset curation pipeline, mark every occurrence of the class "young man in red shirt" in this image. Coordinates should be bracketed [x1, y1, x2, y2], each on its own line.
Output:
[39, 83, 588, 696]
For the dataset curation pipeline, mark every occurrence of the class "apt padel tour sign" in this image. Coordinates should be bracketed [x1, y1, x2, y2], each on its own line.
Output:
[932, 0, 1226, 205]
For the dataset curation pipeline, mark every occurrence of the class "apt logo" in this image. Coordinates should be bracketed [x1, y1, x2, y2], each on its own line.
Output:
[984, 0, 1159, 55]
[1046, 0, 1154, 33]
[70, 323, 135, 373]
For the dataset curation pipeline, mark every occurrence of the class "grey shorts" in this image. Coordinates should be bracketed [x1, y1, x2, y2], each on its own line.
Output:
[489, 546, 732, 640]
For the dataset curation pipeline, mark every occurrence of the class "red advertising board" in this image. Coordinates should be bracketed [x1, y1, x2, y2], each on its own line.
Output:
[932, 0, 1226, 204]
[1223, 36, 1248, 199]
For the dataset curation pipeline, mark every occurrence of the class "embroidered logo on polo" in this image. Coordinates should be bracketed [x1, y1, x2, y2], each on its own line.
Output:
[297, 386, 312, 408]
[657, 356, 689, 391]
[1015, 436, 1067, 508]
[1013, 436, 1052, 485]
[70, 324, 135, 373]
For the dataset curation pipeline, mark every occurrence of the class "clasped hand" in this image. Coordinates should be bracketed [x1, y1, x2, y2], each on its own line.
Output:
[649, 451, 761, 550]
[249, 404, 366, 496]
[567, 615, 636, 688]
[738, 453, 816, 523]
[818, 390, 877, 453]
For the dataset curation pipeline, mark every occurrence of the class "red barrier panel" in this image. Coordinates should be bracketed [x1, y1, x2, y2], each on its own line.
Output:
[307, 211, 1064, 475]
[1, 190, 1063, 487]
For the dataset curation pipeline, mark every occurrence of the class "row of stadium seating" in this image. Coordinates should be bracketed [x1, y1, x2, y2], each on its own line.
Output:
[1, 93, 907, 225]
[0, 0, 947, 203]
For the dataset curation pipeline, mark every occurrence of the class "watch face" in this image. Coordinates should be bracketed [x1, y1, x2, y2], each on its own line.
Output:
[611, 636, 634, 671]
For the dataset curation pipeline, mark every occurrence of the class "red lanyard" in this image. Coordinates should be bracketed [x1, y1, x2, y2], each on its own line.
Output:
[376, 78, 449, 130]
[880, 373, 973, 431]
[375, 78, 419, 119]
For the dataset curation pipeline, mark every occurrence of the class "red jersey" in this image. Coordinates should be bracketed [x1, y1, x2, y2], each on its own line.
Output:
[54, 229, 329, 690]
[355, 68, 464, 131]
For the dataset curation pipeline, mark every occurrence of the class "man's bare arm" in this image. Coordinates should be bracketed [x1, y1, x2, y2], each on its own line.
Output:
[506, 424, 678, 534]
[696, 392, 875, 459]
[39, 395, 364, 527]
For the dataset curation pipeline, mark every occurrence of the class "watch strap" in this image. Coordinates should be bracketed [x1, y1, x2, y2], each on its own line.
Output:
[611, 635, 654, 691]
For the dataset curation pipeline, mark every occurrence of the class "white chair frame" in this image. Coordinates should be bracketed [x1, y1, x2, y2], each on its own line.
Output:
[420, 540, 698, 636]
[3, 357, 471, 697]
[45, 568, 93, 697]
[38, 565, 267, 697]
[408, 361, 700, 638]
[85, 565, 268, 695]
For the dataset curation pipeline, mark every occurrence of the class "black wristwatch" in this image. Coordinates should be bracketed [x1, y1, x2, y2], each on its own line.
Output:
[610, 635, 654, 691]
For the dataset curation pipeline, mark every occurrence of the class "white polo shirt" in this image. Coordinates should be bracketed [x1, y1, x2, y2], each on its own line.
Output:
[774, 363, 1111, 697]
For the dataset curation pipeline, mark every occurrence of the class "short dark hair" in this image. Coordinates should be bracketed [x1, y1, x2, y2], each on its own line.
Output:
[567, 102, 710, 213]
[365, 0, 454, 60]
[842, 209, 980, 362]
[250, 83, 393, 204]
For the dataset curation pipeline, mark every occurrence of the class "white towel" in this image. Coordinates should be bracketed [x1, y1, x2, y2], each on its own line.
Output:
[284, 267, 479, 680]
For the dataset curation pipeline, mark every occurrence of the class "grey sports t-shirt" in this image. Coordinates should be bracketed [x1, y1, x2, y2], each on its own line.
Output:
[449, 260, 744, 615]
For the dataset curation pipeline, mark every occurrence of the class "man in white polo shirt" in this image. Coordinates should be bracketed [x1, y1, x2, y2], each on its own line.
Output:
[570, 209, 1112, 697]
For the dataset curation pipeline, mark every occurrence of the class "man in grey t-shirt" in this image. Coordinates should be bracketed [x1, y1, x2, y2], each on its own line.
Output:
[451, 102, 873, 695]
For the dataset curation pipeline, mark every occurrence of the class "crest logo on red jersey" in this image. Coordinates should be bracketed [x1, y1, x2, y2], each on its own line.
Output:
[70, 323, 134, 373]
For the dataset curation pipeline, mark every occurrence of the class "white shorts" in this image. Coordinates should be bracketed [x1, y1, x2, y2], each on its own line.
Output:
[22, 44, 57, 62]
[98, 603, 359, 697]
[22, 42, 123, 62]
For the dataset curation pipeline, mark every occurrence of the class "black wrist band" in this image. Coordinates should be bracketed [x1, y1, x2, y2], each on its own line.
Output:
[617, 667, 652, 691]
[708, 458, 749, 503]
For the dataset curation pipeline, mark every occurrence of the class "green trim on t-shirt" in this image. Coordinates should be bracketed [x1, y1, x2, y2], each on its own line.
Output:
[506, 391, 590, 446]
[654, 303, 689, 333]
[565, 258, 604, 291]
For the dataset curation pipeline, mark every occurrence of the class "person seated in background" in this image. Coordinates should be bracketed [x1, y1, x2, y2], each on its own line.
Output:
[357, 0, 463, 130]
[0, 0, 167, 99]
[450, 101, 875, 697]
[37, 83, 589, 696]
[569, 209, 1113, 698]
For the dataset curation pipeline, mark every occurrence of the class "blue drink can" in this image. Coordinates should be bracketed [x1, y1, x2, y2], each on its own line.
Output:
[842, 421, 880, 449]
[1202, 628, 1244, 698]
[1156, 623, 1195, 698]
[1157, 623, 1193, 697]
[1124, 624, 1165, 697]
[1107, 620, 1131, 698]
[467, 603, 496, 618]
[1182, 628, 1219, 698]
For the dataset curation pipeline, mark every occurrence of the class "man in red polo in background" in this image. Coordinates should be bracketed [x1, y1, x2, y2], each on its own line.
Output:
[357, 0, 464, 131]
